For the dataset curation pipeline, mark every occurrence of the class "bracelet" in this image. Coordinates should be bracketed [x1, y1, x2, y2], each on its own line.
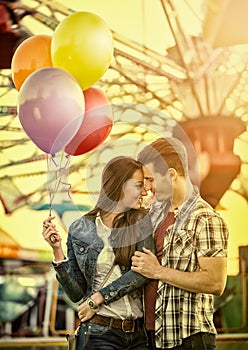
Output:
[52, 257, 68, 267]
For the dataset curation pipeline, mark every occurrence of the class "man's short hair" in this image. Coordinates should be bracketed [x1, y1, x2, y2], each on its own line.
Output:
[138, 137, 188, 176]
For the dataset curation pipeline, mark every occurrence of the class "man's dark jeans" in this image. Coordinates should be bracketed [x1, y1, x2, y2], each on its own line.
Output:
[146, 330, 216, 350]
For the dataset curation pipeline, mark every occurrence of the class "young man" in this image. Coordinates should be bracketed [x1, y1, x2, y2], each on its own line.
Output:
[131, 137, 229, 350]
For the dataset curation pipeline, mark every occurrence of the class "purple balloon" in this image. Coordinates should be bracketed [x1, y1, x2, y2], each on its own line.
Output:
[18, 67, 85, 154]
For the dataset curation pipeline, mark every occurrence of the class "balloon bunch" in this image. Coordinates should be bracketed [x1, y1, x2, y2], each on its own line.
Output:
[12, 11, 114, 156]
[11, 12, 114, 213]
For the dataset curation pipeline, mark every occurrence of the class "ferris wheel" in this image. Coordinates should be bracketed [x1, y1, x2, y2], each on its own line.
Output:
[0, 0, 247, 218]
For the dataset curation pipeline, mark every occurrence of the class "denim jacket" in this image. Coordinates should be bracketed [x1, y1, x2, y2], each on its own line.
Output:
[54, 213, 155, 305]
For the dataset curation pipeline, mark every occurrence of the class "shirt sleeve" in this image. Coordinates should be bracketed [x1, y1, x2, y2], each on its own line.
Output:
[197, 213, 229, 258]
[53, 229, 87, 303]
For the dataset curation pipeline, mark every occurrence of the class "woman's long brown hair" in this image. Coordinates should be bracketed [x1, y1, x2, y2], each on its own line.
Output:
[85, 156, 148, 266]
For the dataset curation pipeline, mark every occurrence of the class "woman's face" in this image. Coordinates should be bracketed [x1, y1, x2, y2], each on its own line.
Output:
[120, 169, 146, 210]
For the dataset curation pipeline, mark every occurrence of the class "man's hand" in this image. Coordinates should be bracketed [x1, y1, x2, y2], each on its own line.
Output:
[131, 247, 161, 279]
[133, 249, 227, 295]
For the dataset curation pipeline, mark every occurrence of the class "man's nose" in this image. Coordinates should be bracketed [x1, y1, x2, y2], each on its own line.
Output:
[144, 180, 152, 191]
[141, 185, 148, 196]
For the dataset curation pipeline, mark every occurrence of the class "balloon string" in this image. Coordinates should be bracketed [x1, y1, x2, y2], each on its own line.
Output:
[47, 151, 72, 216]
[46, 154, 53, 215]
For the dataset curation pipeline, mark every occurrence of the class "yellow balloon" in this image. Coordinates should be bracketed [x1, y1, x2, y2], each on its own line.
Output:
[51, 12, 113, 90]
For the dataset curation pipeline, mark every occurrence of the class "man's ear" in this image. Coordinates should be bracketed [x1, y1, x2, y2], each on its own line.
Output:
[168, 168, 177, 180]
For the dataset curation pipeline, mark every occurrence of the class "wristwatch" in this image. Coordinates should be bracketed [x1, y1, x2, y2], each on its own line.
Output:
[87, 297, 99, 311]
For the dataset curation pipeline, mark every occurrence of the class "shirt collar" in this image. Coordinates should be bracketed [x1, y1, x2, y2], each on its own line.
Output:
[176, 186, 199, 218]
[95, 213, 110, 230]
[150, 186, 199, 231]
[171, 186, 199, 233]
[95, 213, 102, 226]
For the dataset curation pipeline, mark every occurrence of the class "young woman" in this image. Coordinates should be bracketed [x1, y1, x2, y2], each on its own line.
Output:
[42, 156, 155, 349]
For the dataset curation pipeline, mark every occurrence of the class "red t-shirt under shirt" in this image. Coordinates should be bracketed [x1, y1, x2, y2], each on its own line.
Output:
[144, 211, 175, 330]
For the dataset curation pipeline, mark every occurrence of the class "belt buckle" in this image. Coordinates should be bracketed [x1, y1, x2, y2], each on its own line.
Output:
[122, 318, 135, 333]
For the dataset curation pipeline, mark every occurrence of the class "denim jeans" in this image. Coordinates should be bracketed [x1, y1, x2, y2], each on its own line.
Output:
[76, 321, 149, 350]
[146, 330, 216, 350]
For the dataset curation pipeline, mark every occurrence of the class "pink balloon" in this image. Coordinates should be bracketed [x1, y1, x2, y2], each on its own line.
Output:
[65, 87, 113, 156]
[17, 67, 85, 154]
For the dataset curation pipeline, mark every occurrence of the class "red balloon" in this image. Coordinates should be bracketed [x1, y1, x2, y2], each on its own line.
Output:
[65, 87, 113, 156]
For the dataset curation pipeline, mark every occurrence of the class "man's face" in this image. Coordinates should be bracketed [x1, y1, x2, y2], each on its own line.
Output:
[143, 162, 173, 202]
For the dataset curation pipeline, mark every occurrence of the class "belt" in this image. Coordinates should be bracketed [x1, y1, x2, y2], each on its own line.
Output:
[88, 314, 144, 333]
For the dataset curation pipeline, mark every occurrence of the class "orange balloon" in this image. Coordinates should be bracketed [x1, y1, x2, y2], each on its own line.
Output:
[11, 35, 53, 91]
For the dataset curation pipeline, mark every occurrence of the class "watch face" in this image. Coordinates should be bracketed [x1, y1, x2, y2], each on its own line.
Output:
[89, 300, 95, 308]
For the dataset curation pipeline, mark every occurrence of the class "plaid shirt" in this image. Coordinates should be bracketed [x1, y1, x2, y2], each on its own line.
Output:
[150, 187, 229, 349]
